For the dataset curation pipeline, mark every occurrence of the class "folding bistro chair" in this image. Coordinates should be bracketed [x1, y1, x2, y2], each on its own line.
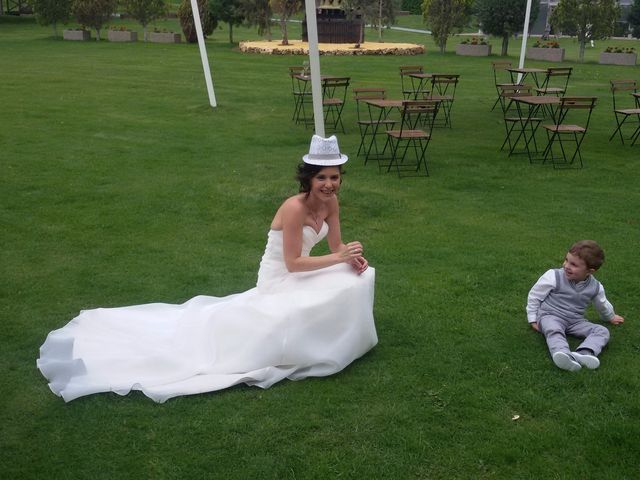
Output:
[399, 65, 425, 100]
[353, 87, 397, 161]
[499, 85, 543, 158]
[535, 67, 572, 96]
[609, 79, 640, 146]
[322, 77, 350, 133]
[497, 83, 533, 116]
[491, 61, 519, 112]
[289, 66, 312, 126]
[383, 100, 440, 177]
[428, 74, 459, 128]
[542, 96, 597, 169]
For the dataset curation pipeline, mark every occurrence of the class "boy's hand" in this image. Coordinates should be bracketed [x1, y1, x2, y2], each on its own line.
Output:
[530, 322, 540, 332]
[611, 315, 625, 325]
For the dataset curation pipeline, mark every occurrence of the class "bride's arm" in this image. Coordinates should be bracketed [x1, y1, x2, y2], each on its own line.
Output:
[326, 201, 368, 275]
[281, 199, 360, 273]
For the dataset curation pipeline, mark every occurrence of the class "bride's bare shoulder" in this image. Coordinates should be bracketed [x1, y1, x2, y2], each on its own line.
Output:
[271, 195, 306, 229]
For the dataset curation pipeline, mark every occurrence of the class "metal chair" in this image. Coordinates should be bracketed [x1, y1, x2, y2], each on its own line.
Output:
[353, 87, 397, 162]
[499, 85, 542, 159]
[322, 77, 350, 133]
[542, 96, 597, 169]
[289, 66, 312, 126]
[535, 67, 572, 96]
[609, 79, 640, 146]
[382, 100, 440, 177]
[399, 65, 425, 100]
[428, 74, 459, 128]
[491, 61, 519, 112]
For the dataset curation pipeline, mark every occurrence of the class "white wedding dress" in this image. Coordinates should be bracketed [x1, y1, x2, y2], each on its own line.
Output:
[37, 222, 377, 403]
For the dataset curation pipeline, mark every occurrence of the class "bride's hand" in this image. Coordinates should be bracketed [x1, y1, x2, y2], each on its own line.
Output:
[349, 256, 368, 275]
[339, 241, 364, 262]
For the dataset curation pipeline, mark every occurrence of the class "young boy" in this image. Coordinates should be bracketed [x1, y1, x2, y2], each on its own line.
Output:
[527, 240, 625, 371]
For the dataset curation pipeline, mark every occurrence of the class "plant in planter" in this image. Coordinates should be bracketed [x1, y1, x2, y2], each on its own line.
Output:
[63, 27, 91, 40]
[107, 25, 138, 42]
[527, 40, 565, 62]
[149, 27, 182, 43]
[456, 36, 491, 56]
[599, 46, 637, 65]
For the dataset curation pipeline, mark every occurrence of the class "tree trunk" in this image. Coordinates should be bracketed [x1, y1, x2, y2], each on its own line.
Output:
[378, 0, 383, 42]
[501, 34, 509, 56]
[229, 23, 233, 44]
[280, 18, 288, 45]
[52, 22, 58, 38]
[578, 39, 586, 63]
[143, 24, 148, 42]
[96, 28, 101, 41]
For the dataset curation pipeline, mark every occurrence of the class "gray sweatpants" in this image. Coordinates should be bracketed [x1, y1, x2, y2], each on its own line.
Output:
[539, 314, 610, 357]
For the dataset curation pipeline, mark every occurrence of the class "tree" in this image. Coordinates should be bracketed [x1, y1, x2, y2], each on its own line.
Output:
[121, 0, 167, 42]
[72, 0, 117, 41]
[177, 0, 218, 43]
[475, 0, 539, 56]
[31, 0, 72, 37]
[240, 0, 272, 41]
[209, 0, 245, 43]
[421, 0, 472, 53]
[269, 0, 302, 46]
[402, 0, 421, 15]
[550, 0, 620, 63]
[629, 0, 640, 39]
[344, 0, 399, 43]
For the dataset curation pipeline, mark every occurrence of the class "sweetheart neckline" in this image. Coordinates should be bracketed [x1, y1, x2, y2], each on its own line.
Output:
[271, 221, 328, 236]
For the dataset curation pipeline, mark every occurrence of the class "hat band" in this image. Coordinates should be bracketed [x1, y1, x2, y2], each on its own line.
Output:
[306, 153, 342, 160]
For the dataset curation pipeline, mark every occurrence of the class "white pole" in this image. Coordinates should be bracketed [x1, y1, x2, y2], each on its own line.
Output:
[517, 0, 533, 84]
[304, 0, 325, 137]
[190, 0, 217, 107]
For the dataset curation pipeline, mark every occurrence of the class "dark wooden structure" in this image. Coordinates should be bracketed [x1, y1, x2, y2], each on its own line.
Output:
[302, 0, 364, 44]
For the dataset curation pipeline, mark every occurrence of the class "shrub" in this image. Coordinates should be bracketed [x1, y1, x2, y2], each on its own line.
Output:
[72, 0, 117, 41]
[177, 0, 217, 43]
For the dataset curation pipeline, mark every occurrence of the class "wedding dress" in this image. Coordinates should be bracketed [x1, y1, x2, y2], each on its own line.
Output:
[37, 222, 377, 403]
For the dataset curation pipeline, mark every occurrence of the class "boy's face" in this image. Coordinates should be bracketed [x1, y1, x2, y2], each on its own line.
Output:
[563, 252, 595, 282]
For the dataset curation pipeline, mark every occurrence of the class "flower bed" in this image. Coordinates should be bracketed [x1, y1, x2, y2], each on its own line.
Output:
[456, 44, 491, 56]
[149, 32, 181, 43]
[239, 40, 424, 56]
[108, 29, 138, 42]
[63, 29, 91, 41]
[599, 47, 636, 65]
[527, 41, 565, 62]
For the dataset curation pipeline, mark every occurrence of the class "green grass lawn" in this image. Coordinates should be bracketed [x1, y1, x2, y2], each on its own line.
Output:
[1, 15, 639, 479]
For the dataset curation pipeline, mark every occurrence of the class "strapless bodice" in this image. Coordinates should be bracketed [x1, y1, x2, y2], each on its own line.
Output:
[256, 222, 329, 290]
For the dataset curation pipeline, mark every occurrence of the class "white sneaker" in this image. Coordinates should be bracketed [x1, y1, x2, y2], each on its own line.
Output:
[552, 352, 581, 371]
[571, 351, 600, 369]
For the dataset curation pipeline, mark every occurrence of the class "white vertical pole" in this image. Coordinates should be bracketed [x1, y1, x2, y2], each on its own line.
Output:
[304, 0, 325, 137]
[517, 0, 534, 84]
[190, 0, 217, 107]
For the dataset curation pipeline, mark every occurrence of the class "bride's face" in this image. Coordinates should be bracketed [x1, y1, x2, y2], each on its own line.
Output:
[310, 167, 341, 200]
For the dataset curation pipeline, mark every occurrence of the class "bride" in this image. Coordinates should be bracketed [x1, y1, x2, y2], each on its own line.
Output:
[37, 135, 377, 403]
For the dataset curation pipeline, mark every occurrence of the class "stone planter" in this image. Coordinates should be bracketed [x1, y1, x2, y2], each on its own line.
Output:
[149, 32, 181, 43]
[599, 52, 637, 66]
[527, 47, 565, 62]
[456, 44, 491, 56]
[63, 29, 91, 41]
[108, 30, 137, 42]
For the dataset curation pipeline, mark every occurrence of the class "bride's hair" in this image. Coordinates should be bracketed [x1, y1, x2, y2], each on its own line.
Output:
[296, 163, 344, 194]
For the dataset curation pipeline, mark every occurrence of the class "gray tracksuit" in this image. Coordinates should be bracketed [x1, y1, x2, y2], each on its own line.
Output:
[527, 268, 615, 357]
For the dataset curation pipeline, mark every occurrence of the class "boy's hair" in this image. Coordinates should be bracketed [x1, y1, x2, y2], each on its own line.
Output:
[569, 240, 605, 270]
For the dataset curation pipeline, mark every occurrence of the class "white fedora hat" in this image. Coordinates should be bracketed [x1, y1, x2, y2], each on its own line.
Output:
[302, 135, 348, 166]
